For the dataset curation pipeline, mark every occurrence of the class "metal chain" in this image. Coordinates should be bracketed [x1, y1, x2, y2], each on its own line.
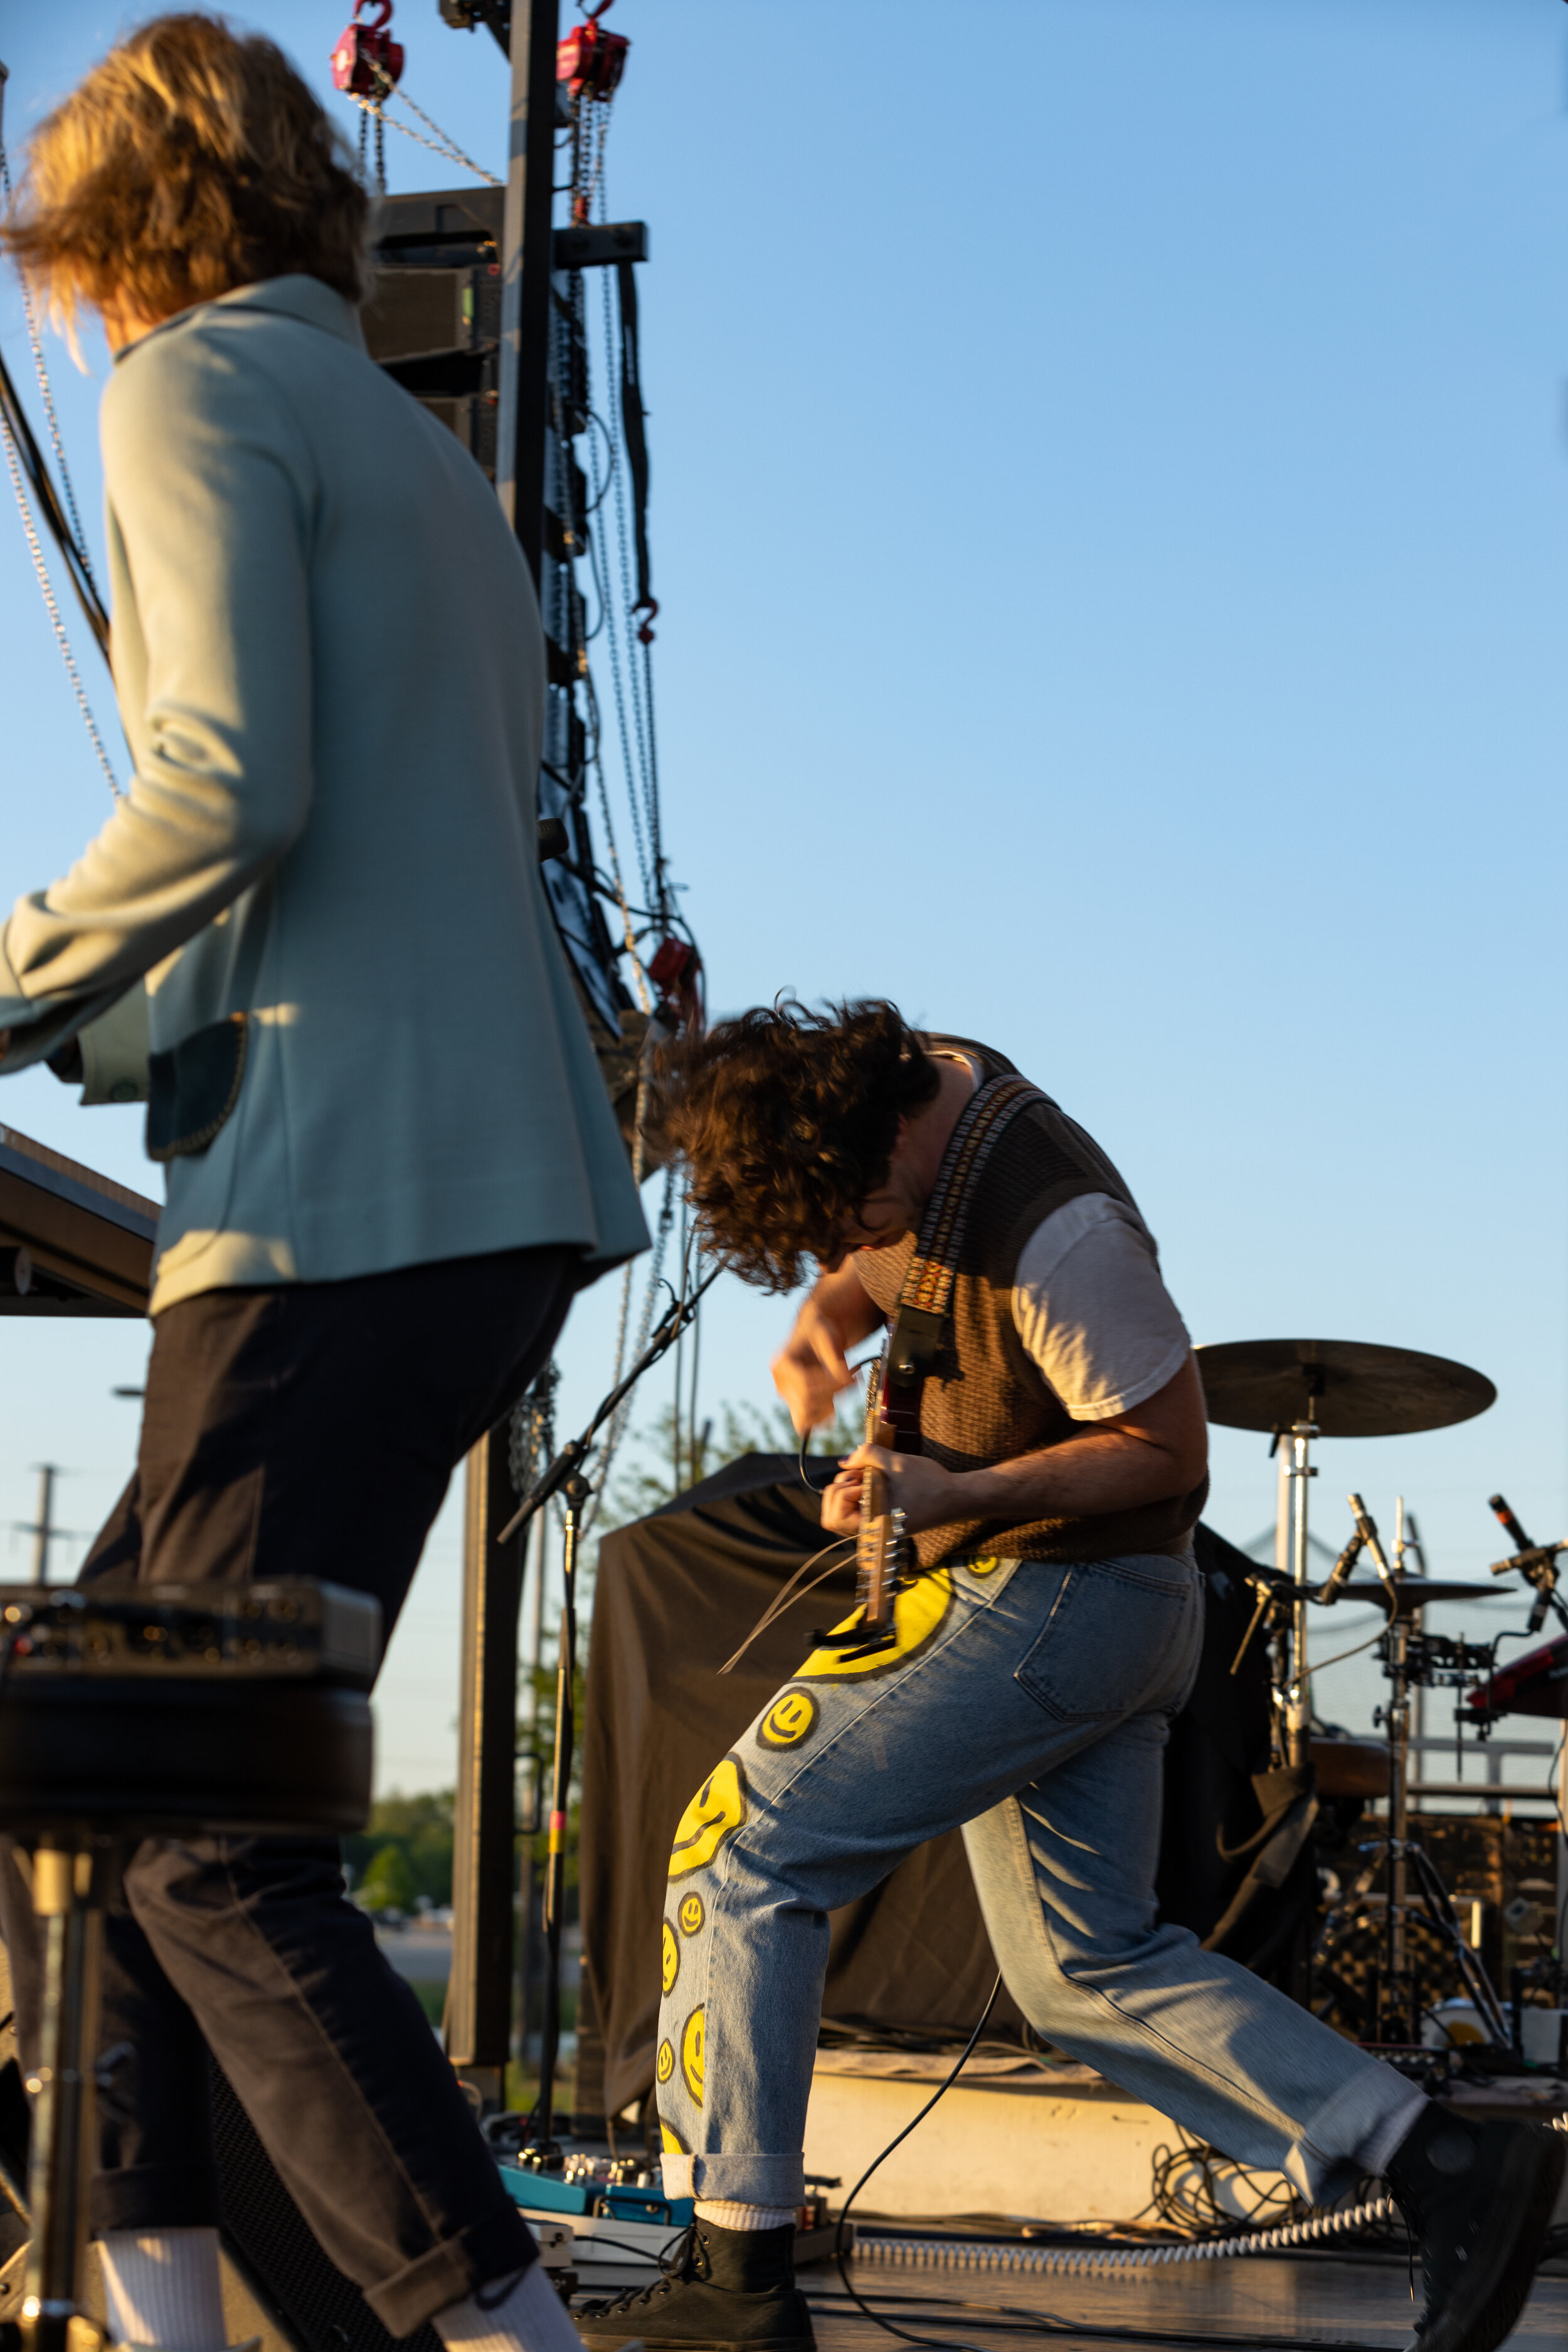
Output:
[0, 129, 119, 798]
[0, 406, 122, 798]
[585, 309, 654, 912]
[0, 149, 95, 591]
[601, 263, 663, 925]
[349, 90, 501, 188]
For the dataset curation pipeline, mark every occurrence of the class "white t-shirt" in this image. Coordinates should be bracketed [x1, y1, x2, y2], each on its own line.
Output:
[926, 1049, 1189, 1422]
[1011, 1192, 1190, 1422]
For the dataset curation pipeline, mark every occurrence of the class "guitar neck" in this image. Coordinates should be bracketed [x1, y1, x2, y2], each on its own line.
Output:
[857, 1412, 896, 1633]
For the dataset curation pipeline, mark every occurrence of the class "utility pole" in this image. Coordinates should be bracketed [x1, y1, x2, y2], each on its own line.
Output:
[14, 1465, 63, 1584]
[447, 0, 563, 2116]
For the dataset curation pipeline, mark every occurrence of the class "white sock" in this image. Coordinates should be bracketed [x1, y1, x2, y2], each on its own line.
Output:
[693, 2200, 797, 2232]
[1355, 2084, 1431, 2181]
[432, 2260, 584, 2352]
[97, 2228, 227, 2352]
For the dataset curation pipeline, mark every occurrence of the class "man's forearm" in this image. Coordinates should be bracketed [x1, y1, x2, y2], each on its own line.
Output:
[960, 1427, 1202, 1522]
[824, 1358, 1210, 1535]
[811, 1257, 884, 1348]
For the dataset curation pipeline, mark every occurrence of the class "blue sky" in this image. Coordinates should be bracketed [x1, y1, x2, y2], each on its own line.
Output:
[0, 0, 1564, 1791]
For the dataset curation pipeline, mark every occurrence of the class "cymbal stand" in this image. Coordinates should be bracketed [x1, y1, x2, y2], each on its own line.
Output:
[1379, 1564, 1412, 2033]
[1273, 1404, 1320, 1771]
[1354, 1544, 1508, 2045]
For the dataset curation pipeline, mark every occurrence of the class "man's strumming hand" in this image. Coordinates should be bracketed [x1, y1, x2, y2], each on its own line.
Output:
[771, 1261, 882, 1435]
[821, 1444, 967, 1537]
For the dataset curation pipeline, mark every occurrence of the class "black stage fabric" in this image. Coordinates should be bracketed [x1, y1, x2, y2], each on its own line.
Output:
[576, 1457, 1286, 2126]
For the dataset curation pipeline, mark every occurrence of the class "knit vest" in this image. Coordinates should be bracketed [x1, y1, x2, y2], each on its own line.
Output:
[852, 1034, 1208, 1568]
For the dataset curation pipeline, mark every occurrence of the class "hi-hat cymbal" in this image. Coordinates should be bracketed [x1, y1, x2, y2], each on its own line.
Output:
[1314, 1577, 1505, 1614]
[1195, 1338, 1496, 1438]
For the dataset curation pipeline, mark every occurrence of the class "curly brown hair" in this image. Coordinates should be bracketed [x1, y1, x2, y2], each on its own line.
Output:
[654, 999, 940, 1292]
[0, 14, 369, 329]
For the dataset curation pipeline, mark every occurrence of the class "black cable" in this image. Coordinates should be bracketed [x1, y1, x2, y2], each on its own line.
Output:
[830, 1973, 1003, 2352]
[806, 2287, 1387, 2352]
[823, 1978, 1397, 2352]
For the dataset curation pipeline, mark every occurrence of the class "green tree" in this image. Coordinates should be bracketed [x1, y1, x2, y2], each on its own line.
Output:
[343, 1791, 454, 1907]
[358, 1841, 419, 1914]
[603, 1395, 865, 1530]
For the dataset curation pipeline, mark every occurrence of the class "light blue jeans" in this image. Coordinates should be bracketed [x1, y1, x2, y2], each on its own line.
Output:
[656, 1549, 1415, 2209]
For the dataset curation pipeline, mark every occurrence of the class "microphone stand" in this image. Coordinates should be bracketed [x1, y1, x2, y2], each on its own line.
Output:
[504, 1261, 721, 2166]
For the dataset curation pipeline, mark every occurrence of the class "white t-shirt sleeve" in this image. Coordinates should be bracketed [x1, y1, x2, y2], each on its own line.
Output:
[1011, 1193, 1191, 1422]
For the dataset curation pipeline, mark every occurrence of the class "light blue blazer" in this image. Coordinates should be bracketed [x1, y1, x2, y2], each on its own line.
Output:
[0, 277, 647, 1312]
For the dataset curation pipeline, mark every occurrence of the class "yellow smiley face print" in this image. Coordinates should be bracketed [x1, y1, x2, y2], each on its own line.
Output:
[661, 1921, 679, 1995]
[660, 2118, 689, 2156]
[678, 1892, 705, 1937]
[758, 1687, 818, 1750]
[681, 2005, 705, 2103]
[656, 2038, 675, 2085]
[968, 1556, 1001, 1577]
[795, 1570, 953, 1682]
[668, 1757, 748, 1880]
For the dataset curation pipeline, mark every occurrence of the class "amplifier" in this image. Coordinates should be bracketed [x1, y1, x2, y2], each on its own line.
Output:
[362, 265, 502, 368]
[0, 1582, 380, 1690]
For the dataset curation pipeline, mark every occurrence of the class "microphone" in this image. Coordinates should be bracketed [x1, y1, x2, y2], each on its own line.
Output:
[1489, 1493, 1533, 1555]
[1348, 1493, 1396, 1592]
[1318, 1527, 1365, 1605]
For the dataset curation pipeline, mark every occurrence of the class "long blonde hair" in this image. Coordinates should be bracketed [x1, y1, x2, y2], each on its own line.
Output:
[1, 13, 368, 329]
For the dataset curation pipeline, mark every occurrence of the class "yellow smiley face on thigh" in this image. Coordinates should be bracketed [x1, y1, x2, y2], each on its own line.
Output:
[668, 1757, 748, 1879]
[758, 1687, 818, 1749]
[681, 2006, 705, 2104]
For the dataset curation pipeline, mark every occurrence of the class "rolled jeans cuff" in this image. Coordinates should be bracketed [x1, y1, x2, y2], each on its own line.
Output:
[661, 2154, 804, 2206]
[1289, 2057, 1426, 2204]
[363, 2205, 538, 2339]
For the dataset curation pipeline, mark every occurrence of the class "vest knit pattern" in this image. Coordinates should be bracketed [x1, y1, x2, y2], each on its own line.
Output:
[853, 1035, 1209, 1569]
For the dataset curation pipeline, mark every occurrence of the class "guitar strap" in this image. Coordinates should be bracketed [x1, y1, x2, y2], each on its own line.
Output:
[874, 1074, 1046, 1453]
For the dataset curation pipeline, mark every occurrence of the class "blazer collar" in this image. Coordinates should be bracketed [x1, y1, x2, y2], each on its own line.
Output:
[116, 275, 366, 364]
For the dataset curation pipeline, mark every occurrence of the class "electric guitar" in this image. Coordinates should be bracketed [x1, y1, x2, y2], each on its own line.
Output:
[851, 1387, 904, 1655]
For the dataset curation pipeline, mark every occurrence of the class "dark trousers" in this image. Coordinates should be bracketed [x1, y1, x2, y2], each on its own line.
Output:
[0, 1246, 575, 2337]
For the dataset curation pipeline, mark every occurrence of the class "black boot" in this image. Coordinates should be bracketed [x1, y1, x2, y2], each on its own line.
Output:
[576, 2217, 814, 2351]
[1384, 2101, 1564, 2352]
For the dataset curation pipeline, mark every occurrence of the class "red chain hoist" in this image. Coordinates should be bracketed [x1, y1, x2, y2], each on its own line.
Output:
[331, 0, 405, 100]
[557, 3, 629, 107]
[647, 938, 702, 1025]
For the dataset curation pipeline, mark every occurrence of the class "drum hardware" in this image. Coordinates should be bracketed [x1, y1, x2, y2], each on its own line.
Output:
[1484, 1493, 1568, 1636]
[1363, 1593, 1504, 2050]
[1197, 1341, 1496, 1779]
[0, 1580, 376, 2352]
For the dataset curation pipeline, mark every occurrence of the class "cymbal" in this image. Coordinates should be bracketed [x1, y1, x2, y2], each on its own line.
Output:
[1313, 1577, 1504, 1614]
[1195, 1338, 1495, 1438]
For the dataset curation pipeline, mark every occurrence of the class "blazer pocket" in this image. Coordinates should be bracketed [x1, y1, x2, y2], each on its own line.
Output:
[146, 1013, 250, 1162]
[1015, 1558, 1194, 1725]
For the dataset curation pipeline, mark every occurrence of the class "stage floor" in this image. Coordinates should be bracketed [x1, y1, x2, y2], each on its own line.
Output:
[790, 2245, 1568, 2351]
[566, 2228, 1568, 2351]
